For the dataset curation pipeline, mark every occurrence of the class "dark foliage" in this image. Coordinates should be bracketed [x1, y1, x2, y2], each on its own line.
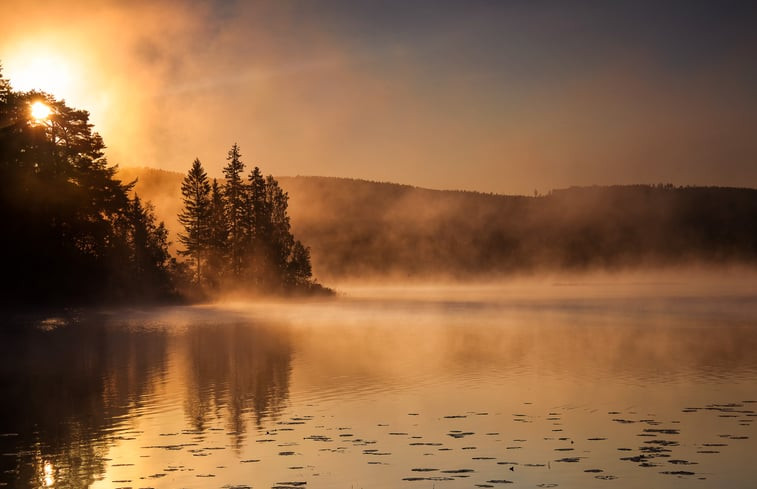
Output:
[177, 147, 327, 295]
[0, 68, 175, 305]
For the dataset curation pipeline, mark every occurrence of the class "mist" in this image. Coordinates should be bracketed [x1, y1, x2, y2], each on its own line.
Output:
[118, 167, 757, 286]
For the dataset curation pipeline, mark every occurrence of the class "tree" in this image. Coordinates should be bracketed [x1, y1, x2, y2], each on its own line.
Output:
[223, 143, 246, 277]
[287, 240, 313, 288]
[246, 166, 269, 284]
[124, 194, 173, 298]
[0, 66, 174, 305]
[206, 178, 228, 288]
[265, 175, 295, 286]
[177, 158, 211, 285]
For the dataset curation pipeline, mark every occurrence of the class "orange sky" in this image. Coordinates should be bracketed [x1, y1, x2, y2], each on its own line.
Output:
[2, 0, 756, 195]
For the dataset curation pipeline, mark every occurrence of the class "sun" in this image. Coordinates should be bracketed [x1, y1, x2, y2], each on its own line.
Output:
[30, 101, 51, 121]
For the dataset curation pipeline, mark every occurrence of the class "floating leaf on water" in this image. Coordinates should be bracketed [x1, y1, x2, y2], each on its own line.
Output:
[643, 429, 680, 435]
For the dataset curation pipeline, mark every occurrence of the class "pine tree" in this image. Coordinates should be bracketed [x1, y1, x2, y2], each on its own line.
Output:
[265, 175, 295, 285]
[247, 166, 269, 284]
[124, 194, 172, 299]
[178, 158, 211, 285]
[223, 144, 246, 277]
[206, 178, 228, 288]
[287, 240, 313, 288]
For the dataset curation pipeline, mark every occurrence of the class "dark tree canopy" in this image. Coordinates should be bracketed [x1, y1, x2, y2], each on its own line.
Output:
[176, 145, 325, 295]
[0, 67, 175, 305]
[177, 158, 211, 285]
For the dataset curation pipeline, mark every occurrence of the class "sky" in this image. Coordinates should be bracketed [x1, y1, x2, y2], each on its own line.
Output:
[2, 0, 756, 195]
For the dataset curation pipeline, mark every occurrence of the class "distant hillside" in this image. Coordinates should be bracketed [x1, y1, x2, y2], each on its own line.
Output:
[118, 167, 757, 279]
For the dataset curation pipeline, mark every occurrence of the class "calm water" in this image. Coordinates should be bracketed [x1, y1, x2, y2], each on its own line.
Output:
[1, 281, 757, 489]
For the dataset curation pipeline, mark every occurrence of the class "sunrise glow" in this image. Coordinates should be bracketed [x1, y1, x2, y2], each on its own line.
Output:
[30, 101, 51, 121]
[6, 53, 75, 99]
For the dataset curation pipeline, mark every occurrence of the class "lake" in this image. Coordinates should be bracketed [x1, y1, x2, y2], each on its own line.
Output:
[1, 279, 757, 488]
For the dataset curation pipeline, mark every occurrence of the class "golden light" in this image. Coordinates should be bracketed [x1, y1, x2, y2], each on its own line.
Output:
[43, 461, 54, 487]
[6, 54, 75, 98]
[30, 101, 51, 121]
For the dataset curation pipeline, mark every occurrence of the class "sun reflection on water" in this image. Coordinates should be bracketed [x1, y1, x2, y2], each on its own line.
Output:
[43, 461, 54, 487]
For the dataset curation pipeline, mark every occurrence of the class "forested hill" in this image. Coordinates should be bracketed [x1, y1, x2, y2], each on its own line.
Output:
[120, 167, 757, 279]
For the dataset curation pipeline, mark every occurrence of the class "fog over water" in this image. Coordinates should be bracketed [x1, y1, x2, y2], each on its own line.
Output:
[1, 275, 756, 488]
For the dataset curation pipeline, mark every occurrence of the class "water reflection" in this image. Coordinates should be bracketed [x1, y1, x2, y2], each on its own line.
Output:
[0, 288, 755, 488]
[0, 315, 168, 488]
[183, 322, 292, 444]
[0, 314, 294, 487]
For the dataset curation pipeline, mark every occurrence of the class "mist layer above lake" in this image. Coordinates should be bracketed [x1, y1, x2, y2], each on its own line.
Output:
[1, 279, 756, 488]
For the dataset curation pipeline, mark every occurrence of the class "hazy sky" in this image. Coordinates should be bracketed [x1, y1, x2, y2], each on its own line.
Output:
[2, 0, 756, 194]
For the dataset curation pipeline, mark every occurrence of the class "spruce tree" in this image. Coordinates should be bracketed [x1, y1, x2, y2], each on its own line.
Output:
[177, 158, 211, 285]
[223, 143, 247, 277]
[206, 178, 228, 288]
[247, 166, 269, 284]
[265, 175, 294, 284]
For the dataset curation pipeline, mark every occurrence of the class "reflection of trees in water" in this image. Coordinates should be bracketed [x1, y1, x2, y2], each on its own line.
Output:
[0, 318, 168, 488]
[183, 323, 292, 446]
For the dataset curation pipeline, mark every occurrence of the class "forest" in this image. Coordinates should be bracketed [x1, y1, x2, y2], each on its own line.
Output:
[124, 170, 757, 281]
[0, 68, 326, 306]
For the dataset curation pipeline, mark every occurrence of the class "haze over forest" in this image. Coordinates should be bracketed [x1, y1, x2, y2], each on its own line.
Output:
[120, 167, 757, 282]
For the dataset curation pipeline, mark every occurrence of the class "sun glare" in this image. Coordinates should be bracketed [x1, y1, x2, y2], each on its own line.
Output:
[30, 101, 51, 121]
[6, 54, 75, 99]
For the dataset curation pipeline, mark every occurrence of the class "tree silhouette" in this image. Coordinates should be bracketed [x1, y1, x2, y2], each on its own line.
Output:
[176, 145, 328, 295]
[206, 178, 228, 288]
[247, 166, 268, 284]
[223, 143, 246, 278]
[0, 66, 176, 304]
[178, 158, 211, 285]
